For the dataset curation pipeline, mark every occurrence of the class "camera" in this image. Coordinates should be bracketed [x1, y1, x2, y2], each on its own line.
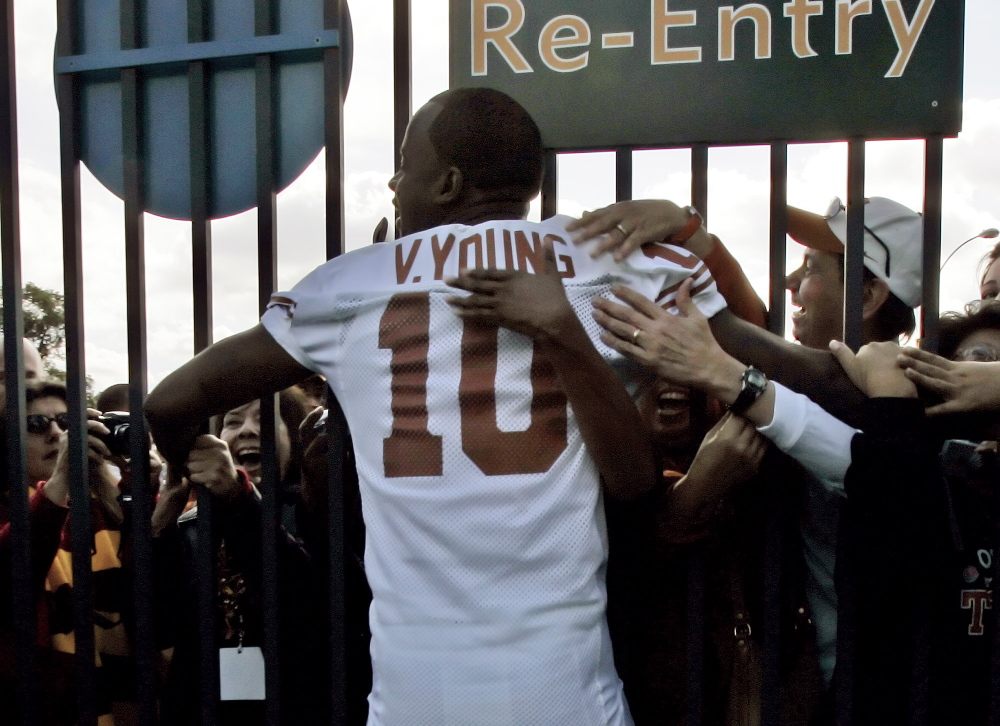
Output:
[97, 411, 132, 457]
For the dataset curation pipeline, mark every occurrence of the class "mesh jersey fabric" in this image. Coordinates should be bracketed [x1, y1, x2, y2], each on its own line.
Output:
[261, 215, 727, 726]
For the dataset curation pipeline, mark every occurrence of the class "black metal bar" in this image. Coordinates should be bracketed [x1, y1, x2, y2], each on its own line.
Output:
[691, 144, 708, 224]
[843, 140, 866, 351]
[0, 0, 35, 720]
[121, 47, 158, 726]
[325, 0, 346, 260]
[324, 0, 349, 721]
[921, 136, 944, 354]
[768, 144, 787, 337]
[186, 5, 219, 724]
[685, 554, 705, 726]
[760, 482, 784, 726]
[615, 148, 632, 202]
[56, 0, 96, 721]
[255, 3, 281, 719]
[541, 151, 557, 220]
[393, 0, 411, 175]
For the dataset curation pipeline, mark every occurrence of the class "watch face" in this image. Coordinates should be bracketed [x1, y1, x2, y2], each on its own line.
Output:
[745, 367, 767, 391]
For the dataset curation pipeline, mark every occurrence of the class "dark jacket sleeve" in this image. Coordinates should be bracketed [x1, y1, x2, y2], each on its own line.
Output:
[842, 397, 940, 724]
[0, 488, 69, 627]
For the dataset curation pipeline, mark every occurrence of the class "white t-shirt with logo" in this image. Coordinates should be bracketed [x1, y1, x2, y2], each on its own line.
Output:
[261, 215, 727, 726]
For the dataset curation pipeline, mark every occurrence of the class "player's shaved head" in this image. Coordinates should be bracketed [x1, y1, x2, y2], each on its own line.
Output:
[427, 88, 544, 204]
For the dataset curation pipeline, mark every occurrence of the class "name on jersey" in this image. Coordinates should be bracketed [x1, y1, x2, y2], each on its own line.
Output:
[394, 229, 577, 285]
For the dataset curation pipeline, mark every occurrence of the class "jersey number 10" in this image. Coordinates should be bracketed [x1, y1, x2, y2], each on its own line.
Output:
[379, 292, 569, 478]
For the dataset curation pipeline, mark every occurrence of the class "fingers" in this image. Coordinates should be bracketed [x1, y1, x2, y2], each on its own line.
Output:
[300, 406, 325, 450]
[902, 366, 955, 396]
[674, 278, 700, 319]
[897, 355, 953, 381]
[566, 207, 619, 241]
[829, 340, 860, 383]
[445, 275, 505, 296]
[899, 347, 953, 371]
[372, 217, 389, 244]
[608, 285, 665, 321]
[591, 297, 653, 338]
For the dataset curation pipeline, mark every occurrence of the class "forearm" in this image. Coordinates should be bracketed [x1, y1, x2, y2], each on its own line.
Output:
[709, 309, 866, 427]
[537, 317, 656, 501]
[145, 325, 310, 471]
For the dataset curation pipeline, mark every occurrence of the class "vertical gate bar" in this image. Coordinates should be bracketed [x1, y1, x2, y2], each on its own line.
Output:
[0, 0, 35, 720]
[691, 143, 708, 223]
[843, 140, 866, 351]
[189, 0, 213, 353]
[325, 0, 346, 260]
[120, 6, 157, 716]
[835, 140, 866, 726]
[392, 0, 410, 239]
[768, 144, 788, 337]
[685, 556, 705, 726]
[255, 3, 281, 720]
[324, 0, 348, 721]
[541, 151, 556, 219]
[56, 0, 96, 721]
[920, 136, 944, 354]
[685, 141, 710, 726]
[761, 143, 789, 726]
[615, 148, 632, 202]
[186, 3, 219, 717]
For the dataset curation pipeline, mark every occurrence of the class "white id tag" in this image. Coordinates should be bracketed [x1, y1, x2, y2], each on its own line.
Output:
[219, 647, 266, 701]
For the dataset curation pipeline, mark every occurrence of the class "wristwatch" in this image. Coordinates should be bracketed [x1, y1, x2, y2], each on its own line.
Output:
[668, 206, 704, 245]
[729, 366, 768, 415]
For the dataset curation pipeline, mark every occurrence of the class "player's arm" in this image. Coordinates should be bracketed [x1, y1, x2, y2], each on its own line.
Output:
[446, 243, 657, 501]
[145, 325, 312, 474]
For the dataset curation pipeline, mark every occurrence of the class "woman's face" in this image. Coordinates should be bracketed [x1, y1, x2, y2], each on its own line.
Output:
[637, 378, 695, 457]
[981, 258, 1000, 301]
[25, 396, 67, 485]
[220, 399, 291, 485]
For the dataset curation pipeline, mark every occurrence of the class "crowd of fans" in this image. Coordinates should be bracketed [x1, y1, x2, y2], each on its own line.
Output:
[1, 87, 999, 725]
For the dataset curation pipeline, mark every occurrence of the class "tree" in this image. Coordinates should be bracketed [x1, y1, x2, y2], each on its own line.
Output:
[0, 282, 65, 360]
[1, 282, 95, 405]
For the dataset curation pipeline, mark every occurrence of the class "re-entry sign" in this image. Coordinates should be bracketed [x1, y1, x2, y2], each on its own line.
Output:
[449, 0, 964, 149]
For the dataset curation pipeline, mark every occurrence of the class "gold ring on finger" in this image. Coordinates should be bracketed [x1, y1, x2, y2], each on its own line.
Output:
[616, 223, 629, 237]
[632, 328, 642, 343]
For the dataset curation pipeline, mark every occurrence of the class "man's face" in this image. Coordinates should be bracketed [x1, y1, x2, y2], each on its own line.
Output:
[25, 396, 66, 485]
[786, 249, 845, 350]
[0, 339, 45, 404]
[388, 102, 447, 237]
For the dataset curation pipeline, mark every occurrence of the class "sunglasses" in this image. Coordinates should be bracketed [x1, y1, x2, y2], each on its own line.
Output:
[824, 197, 892, 278]
[26, 413, 69, 434]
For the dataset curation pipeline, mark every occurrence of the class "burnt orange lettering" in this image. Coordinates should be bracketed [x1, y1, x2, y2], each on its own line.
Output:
[459, 234, 484, 271]
[432, 234, 456, 280]
[395, 238, 422, 284]
[486, 228, 498, 268]
[515, 231, 545, 273]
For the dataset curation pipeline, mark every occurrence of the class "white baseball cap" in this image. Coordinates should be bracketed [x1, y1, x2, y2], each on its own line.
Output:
[786, 197, 923, 309]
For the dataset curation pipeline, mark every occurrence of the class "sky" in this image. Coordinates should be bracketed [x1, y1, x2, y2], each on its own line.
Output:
[6, 0, 1000, 393]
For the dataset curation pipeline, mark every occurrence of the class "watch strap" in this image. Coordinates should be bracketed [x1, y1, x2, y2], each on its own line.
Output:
[668, 206, 703, 245]
[729, 366, 767, 415]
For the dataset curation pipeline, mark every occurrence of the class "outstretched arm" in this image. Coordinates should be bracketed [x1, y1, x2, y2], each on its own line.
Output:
[145, 325, 312, 474]
[708, 308, 867, 427]
[446, 242, 657, 501]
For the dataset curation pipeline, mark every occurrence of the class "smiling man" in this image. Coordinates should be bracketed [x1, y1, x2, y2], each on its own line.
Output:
[785, 196, 922, 350]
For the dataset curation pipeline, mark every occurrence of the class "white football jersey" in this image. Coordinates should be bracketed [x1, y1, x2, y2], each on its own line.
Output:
[261, 215, 726, 726]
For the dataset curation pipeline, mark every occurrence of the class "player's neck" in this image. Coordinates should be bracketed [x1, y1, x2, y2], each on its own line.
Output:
[443, 200, 529, 228]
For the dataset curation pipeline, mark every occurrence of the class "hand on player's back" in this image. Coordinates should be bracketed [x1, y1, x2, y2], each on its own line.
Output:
[445, 240, 576, 343]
